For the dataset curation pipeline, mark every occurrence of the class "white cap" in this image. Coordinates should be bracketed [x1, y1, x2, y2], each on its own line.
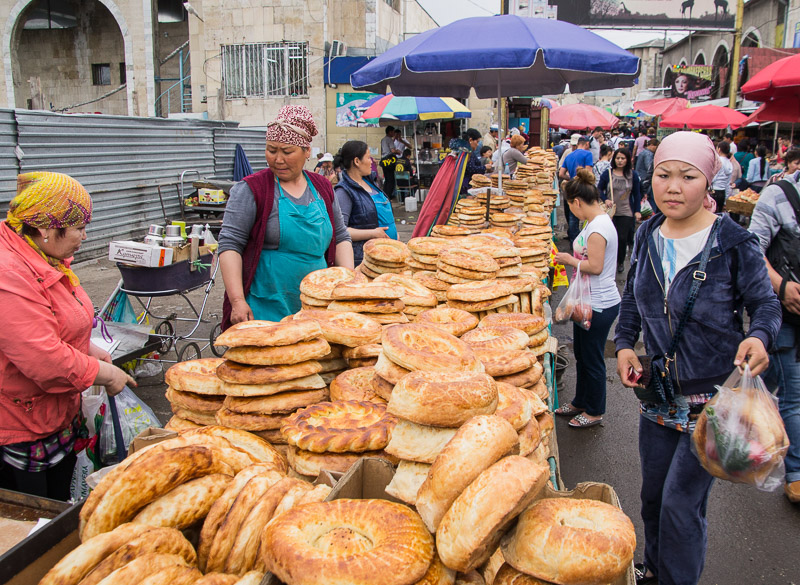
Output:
[490, 124, 499, 131]
[320, 152, 334, 162]
[570, 134, 581, 146]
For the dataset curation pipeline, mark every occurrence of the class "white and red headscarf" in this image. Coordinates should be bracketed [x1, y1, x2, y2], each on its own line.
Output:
[266, 105, 318, 148]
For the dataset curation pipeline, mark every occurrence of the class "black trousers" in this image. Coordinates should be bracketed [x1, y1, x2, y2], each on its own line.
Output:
[612, 214, 636, 266]
[712, 190, 726, 214]
[4, 450, 77, 501]
[381, 157, 396, 199]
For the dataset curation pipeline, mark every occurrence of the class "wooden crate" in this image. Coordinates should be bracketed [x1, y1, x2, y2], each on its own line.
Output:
[724, 198, 755, 216]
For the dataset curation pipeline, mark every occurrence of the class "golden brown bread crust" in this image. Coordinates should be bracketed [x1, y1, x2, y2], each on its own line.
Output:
[382, 323, 482, 373]
[292, 309, 382, 347]
[384, 460, 431, 505]
[501, 498, 636, 585]
[384, 419, 458, 464]
[180, 426, 287, 472]
[388, 371, 498, 428]
[192, 574, 239, 585]
[439, 248, 499, 273]
[415, 415, 519, 533]
[447, 281, 514, 303]
[369, 312, 410, 325]
[413, 271, 451, 291]
[432, 225, 471, 237]
[39, 523, 152, 585]
[82, 446, 234, 541]
[171, 405, 218, 426]
[299, 292, 330, 307]
[370, 372, 395, 401]
[164, 415, 202, 431]
[342, 344, 381, 359]
[165, 358, 226, 395]
[495, 383, 532, 431]
[416, 307, 479, 337]
[495, 361, 543, 389]
[528, 328, 549, 348]
[215, 319, 322, 348]
[215, 408, 288, 431]
[263, 499, 434, 585]
[364, 239, 411, 264]
[166, 387, 224, 413]
[407, 237, 450, 256]
[131, 473, 233, 529]
[374, 351, 413, 384]
[436, 270, 485, 285]
[415, 553, 457, 585]
[281, 400, 396, 453]
[492, 563, 551, 585]
[93, 554, 190, 585]
[374, 273, 438, 307]
[438, 263, 498, 281]
[216, 359, 322, 384]
[517, 416, 541, 457]
[455, 570, 486, 585]
[223, 388, 328, 415]
[436, 456, 550, 572]
[286, 446, 363, 476]
[331, 281, 405, 300]
[317, 357, 349, 374]
[220, 373, 326, 397]
[461, 326, 530, 351]
[346, 357, 380, 368]
[223, 337, 330, 365]
[479, 313, 546, 335]
[329, 367, 384, 403]
[474, 348, 534, 377]
[136, 566, 202, 585]
[447, 295, 518, 312]
[327, 298, 406, 313]
[300, 266, 366, 300]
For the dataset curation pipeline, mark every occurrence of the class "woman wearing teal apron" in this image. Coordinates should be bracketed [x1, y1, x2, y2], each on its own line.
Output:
[218, 105, 354, 328]
[333, 140, 399, 267]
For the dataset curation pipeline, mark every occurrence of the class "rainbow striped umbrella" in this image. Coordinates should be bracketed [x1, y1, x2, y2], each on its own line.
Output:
[360, 94, 471, 123]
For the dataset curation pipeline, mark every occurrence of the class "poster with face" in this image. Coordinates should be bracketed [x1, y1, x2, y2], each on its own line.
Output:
[666, 65, 716, 100]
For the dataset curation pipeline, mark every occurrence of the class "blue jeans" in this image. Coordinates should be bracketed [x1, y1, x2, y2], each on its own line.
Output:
[639, 416, 715, 585]
[762, 323, 800, 483]
[571, 303, 620, 416]
[567, 212, 581, 245]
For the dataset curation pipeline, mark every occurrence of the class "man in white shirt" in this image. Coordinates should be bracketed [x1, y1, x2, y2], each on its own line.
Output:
[724, 133, 738, 155]
[589, 127, 604, 163]
[482, 124, 499, 151]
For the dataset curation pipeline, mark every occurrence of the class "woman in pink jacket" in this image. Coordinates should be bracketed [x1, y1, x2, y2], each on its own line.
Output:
[0, 172, 133, 500]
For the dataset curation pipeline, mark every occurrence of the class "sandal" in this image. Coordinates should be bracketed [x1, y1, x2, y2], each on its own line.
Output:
[568, 413, 603, 428]
[554, 404, 584, 417]
[634, 563, 658, 584]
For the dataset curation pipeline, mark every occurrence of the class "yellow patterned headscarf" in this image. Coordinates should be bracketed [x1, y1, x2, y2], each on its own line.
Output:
[6, 172, 92, 286]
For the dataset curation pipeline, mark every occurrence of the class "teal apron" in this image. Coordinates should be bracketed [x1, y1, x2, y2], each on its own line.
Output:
[247, 174, 333, 321]
[366, 180, 398, 240]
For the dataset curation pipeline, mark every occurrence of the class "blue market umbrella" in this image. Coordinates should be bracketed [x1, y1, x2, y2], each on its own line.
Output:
[233, 144, 254, 181]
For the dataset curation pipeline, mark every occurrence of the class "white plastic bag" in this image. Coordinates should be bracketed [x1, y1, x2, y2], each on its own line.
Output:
[69, 449, 94, 502]
[99, 386, 162, 465]
[692, 365, 789, 491]
[553, 265, 593, 330]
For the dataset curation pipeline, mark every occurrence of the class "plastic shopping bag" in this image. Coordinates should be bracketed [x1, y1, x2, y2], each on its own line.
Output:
[692, 365, 789, 491]
[553, 265, 593, 330]
[99, 386, 162, 465]
[69, 449, 94, 502]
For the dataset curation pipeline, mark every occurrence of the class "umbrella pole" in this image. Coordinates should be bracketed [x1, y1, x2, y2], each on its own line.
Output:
[791, 123, 795, 145]
[414, 120, 421, 198]
[488, 81, 501, 223]
[774, 123, 779, 155]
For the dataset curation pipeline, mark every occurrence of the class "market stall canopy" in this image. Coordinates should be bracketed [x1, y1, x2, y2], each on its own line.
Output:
[350, 15, 641, 98]
[742, 96, 800, 125]
[741, 53, 800, 102]
[633, 97, 688, 118]
[361, 94, 471, 123]
[659, 105, 748, 130]
[548, 103, 619, 131]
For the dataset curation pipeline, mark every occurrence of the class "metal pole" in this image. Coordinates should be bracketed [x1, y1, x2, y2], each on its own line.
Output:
[728, 0, 745, 109]
[179, 49, 184, 114]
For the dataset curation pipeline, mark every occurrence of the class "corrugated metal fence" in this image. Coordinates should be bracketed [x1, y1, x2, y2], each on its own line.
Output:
[0, 109, 267, 261]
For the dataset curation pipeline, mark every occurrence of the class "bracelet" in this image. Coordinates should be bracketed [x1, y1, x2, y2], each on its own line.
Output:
[779, 278, 788, 301]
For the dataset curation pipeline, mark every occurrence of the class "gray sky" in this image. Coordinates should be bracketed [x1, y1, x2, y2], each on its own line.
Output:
[416, 0, 688, 50]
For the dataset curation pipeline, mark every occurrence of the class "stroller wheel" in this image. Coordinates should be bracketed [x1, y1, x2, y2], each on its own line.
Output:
[209, 322, 227, 357]
[177, 342, 202, 362]
[155, 320, 174, 354]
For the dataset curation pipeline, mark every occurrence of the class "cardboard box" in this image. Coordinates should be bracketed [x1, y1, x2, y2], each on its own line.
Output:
[198, 188, 226, 202]
[171, 243, 212, 264]
[127, 427, 177, 456]
[108, 241, 174, 267]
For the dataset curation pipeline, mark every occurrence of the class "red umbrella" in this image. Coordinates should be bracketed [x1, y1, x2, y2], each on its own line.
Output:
[660, 105, 748, 130]
[743, 96, 800, 125]
[741, 53, 800, 101]
[548, 103, 619, 131]
[633, 97, 688, 118]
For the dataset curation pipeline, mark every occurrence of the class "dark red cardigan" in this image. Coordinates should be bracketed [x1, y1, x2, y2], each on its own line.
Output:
[221, 169, 338, 330]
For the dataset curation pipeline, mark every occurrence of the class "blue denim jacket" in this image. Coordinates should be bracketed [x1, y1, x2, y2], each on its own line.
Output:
[614, 213, 781, 395]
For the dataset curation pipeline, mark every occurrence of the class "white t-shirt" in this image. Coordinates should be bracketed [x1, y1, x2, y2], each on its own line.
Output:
[712, 157, 733, 196]
[656, 224, 713, 294]
[572, 213, 620, 309]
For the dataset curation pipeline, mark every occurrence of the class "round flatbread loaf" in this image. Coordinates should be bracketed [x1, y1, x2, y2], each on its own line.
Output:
[329, 367, 384, 403]
[165, 358, 225, 395]
[300, 267, 366, 301]
[474, 348, 535, 377]
[438, 262, 498, 281]
[374, 274, 437, 307]
[347, 357, 379, 368]
[215, 408, 288, 431]
[216, 320, 322, 348]
[384, 419, 458, 464]
[447, 295, 518, 312]
[447, 281, 514, 303]
[286, 446, 388, 477]
[388, 371, 498, 428]
[370, 312, 410, 325]
[382, 324, 482, 373]
[438, 248, 499, 273]
[364, 239, 411, 264]
[480, 313, 546, 335]
[220, 374, 327, 397]
[281, 400, 396, 453]
[223, 337, 330, 366]
[342, 344, 381, 359]
[370, 372, 395, 402]
[494, 361, 543, 389]
[216, 360, 322, 385]
[461, 326, 530, 351]
[494, 383, 533, 431]
[172, 405, 218, 426]
[164, 416, 202, 431]
[299, 293, 329, 307]
[166, 387, 225, 413]
[292, 310, 382, 347]
[501, 498, 636, 585]
[413, 271, 450, 291]
[364, 257, 406, 274]
[436, 270, 486, 284]
[517, 416, 541, 457]
[416, 307, 478, 337]
[432, 225, 470, 237]
[493, 563, 550, 585]
[358, 262, 382, 279]
[406, 257, 435, 271]
[327, 298, 405, 314]
[222, 388, 328, 415]
[331, 281, 405, 300]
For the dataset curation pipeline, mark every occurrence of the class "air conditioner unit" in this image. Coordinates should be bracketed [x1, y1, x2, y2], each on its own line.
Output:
[329, 40, 347, 59]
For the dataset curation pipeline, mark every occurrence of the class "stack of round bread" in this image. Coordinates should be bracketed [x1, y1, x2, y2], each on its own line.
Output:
[437, 248, 499, 285]
[454, 199, 487, 232]
[341, 343, 381, 368]
[299, 266, 366, 310]
[413, 270, 451, 303]
[469, 174, 491, 190]
[329, 367, 386, 403]
[517, 243, 550, 276]
[513, 226, 551, 249]
[500, 498, 636, 585]
[416, 306, 478, 338]
[406, 236, 451, 272]
[280, 400, 397, 478]
[312, 342, 350, 385]
[164, 358, 227, 427]
[329, 280, 409, 325]
[374, 273, 437, 321]
[480, 311, 550, 357]
[446, 280, 519, 318]
[495, 276, 540, 315]
[206, 320, 331, 444]
[490, 212, 518, 230]
[359, 239, 411, 279]
[432, 224, 471, 238]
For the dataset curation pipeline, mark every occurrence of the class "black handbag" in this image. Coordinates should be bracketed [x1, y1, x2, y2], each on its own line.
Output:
[634, 218, 721, 404]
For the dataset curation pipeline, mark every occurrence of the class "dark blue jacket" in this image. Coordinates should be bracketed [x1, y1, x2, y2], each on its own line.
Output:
[334, 171, 380, 266]
[597, 169, 642, 215]
[614, 213, 781, 395]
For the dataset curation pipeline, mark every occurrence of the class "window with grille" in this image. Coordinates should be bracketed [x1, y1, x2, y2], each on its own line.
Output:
[92, 63, 111, 86]
[222, 42, 308, 98]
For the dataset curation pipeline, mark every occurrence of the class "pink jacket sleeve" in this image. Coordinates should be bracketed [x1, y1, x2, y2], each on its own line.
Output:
[0, 270, 99, 394]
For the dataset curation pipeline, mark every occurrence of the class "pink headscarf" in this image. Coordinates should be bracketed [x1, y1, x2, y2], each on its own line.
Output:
[653, 131, 722, 186]
[266, 105, 318, 149]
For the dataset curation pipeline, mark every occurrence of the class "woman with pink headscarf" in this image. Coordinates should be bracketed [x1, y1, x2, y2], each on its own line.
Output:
[613, 132, 781, 585]
[218, 105, 354, 325]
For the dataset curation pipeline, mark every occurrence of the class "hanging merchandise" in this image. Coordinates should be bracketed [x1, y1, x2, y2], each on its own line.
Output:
[553, 265, 592, 329]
